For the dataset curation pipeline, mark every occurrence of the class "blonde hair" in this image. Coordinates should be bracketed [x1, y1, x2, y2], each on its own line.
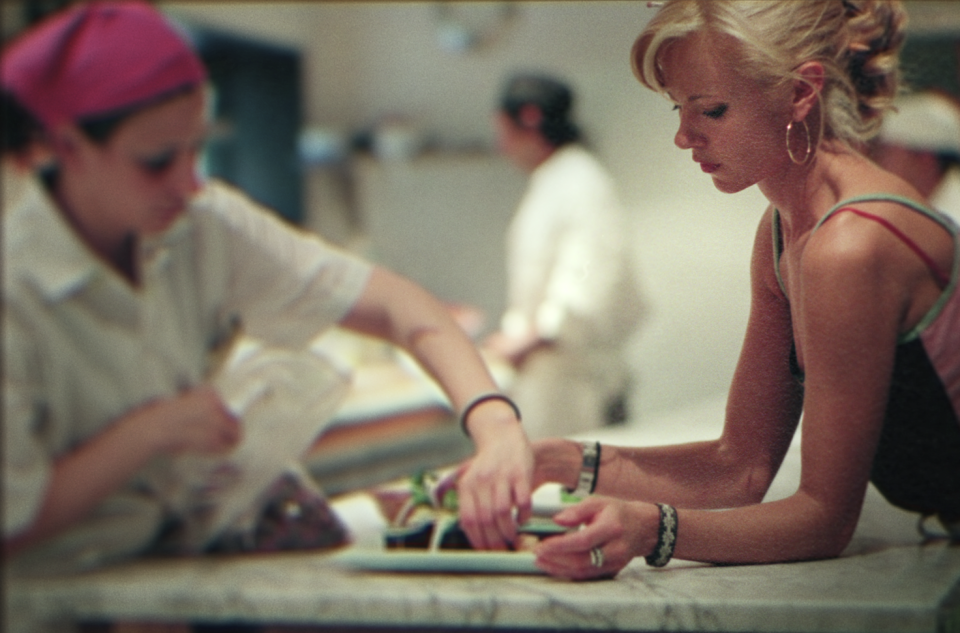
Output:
[632, 0, 907, 145]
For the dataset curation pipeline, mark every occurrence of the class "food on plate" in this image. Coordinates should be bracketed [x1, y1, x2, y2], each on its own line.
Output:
[374, 470, 565, 552]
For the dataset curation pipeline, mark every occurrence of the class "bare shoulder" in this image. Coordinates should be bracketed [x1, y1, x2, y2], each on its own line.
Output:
[805, 194, 952, 285]
[797, 193, 953, 341]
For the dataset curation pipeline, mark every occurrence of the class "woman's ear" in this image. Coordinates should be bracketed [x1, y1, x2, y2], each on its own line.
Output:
[517, 103, 544, 129]
[791, 60, 825, 121]
[48, 124, 83, 165]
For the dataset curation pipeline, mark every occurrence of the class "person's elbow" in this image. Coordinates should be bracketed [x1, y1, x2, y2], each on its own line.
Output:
[816, 511, 860, 559]
[715, 440, 777, 507]
[793, 491, 862, 561]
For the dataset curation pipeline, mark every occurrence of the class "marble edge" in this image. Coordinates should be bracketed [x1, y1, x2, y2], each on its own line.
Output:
[6, 541, 960, 632]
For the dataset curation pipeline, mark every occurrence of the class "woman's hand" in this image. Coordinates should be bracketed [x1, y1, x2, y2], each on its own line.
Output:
[5, 385, 241, 555]
[483, 330, 550, 369]
[455, 407, 534, 551]
[137, 385, 242, 455]
[534, 497, 660, 580]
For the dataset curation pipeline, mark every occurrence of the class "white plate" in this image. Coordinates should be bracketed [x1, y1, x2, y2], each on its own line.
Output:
[335, 548, 543, 574]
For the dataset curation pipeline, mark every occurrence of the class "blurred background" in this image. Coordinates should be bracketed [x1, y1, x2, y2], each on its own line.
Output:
[4, 0, 959, 424]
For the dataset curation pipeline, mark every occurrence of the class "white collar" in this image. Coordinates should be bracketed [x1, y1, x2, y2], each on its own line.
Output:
[7, 178, 193, 303]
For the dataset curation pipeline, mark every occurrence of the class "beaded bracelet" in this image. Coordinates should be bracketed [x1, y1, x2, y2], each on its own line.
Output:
[564, 441, 601, 498]
[459, 393, 522, 437]
[645, 503, 678, 567]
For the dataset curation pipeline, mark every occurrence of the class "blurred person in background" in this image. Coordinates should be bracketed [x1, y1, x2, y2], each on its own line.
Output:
[1, 0, 534, 581]
[485, 72, 645, 440]
[870, 90, 960, 222]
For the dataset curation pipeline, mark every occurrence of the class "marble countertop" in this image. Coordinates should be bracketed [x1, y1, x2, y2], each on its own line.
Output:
[7, 536, 958, 632]
[7, 395, 960, 632]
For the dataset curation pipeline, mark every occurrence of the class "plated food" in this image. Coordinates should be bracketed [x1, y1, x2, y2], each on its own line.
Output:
[374, 470, 567, 552]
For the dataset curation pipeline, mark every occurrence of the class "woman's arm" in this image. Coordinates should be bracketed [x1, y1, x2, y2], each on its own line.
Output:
[668, 214, 905, 564]
[338, 266, 534, 550]
[5, 387, 240, 556]
[535, 209, 907, 575]
[536, 211, 803, 509]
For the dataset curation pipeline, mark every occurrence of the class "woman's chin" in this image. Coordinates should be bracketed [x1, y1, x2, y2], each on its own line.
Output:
[146, 208, 186, 234]
[711, 175, 751, 195]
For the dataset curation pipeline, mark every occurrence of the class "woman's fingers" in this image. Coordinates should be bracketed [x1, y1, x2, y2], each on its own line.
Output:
[534, 497, 634, 580]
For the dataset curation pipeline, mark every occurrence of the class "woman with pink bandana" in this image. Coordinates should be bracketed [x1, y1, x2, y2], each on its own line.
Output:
[1, 1, 533, 571]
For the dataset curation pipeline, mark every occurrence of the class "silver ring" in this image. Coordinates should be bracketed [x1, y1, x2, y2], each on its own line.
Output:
[589, 546, 604, 568]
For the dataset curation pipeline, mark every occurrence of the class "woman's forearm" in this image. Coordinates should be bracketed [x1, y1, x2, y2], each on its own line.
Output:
[341, 268, 505, 410]
[598, 439, 774, 509]
[5, 387, 237, 555]
[672, 489, 860, 564]
[532, 435, 770, 509]
[5, 407, 163, 555]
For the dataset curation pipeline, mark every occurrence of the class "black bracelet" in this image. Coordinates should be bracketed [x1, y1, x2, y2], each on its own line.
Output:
[459, 393, 522, 437]
[645, 503, 678, 567]
[591, 441, 601, 494]
[564, 440, 601, 497]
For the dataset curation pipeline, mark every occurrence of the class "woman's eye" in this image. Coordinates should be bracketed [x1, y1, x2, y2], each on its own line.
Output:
[139, 152, 175, 174]
[704, 104, 728, 119]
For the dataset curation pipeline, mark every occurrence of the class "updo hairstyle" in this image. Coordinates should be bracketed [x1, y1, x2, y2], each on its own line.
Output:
[632, 0, 908, 146]
[499, 73, 581, 148]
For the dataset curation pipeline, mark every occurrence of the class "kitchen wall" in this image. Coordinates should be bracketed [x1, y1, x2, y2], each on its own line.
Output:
[161, 1, 960, 422]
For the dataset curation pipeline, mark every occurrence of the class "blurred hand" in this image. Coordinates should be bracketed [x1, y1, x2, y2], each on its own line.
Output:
[446, 303, 486, 339]
[534, 497, 659, 580]
[455, 414, 534, 551]
[482, 331, 549, 369]
[137, 385, 242, 456]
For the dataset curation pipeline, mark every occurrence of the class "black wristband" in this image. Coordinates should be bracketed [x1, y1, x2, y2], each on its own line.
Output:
[591, 441, 601, 494]
[645, 503, 678, 567]
[459, 393, 522, 437]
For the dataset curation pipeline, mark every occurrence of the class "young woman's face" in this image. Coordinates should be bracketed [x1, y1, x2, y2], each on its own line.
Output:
[493, 111, 542, 172]
[494, 112, 525, 159]
[68, 88, 208, 237]
[658, 32, 790, 194]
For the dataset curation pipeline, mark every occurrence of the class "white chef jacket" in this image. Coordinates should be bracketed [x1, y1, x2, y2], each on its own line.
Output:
[3, 178, 371, 569]
[502, 144, 641, 345]
[932, 165, 960, 223]
[500, 144, 643, 438]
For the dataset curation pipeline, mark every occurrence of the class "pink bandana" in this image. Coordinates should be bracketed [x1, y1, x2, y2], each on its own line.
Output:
[1, 0, 206, 131]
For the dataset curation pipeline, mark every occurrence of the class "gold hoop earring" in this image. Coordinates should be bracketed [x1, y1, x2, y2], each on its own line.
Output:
[785, 119, 812, 165]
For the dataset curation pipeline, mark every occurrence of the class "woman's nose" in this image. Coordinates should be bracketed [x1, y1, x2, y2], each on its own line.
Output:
[172, 153, 203, 198]
[674, 116, 702, 150]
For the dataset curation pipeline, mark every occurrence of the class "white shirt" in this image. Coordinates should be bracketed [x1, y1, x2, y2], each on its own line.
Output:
[932, 165, 960, 223]
[501, 144, 642, 348]
[3, 178, 371, 558]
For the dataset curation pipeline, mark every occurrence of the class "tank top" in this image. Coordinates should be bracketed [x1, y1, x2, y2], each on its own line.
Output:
[772, 194, 960, 526]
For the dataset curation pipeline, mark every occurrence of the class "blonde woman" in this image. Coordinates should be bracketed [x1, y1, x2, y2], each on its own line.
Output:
[530, 0, 958, 579]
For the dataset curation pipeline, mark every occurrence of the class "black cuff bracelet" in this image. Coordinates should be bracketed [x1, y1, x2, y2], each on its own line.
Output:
[459, 393, 522, 437]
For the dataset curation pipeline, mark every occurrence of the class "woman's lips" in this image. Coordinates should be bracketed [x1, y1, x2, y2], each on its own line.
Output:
[699, 162, 719, 174]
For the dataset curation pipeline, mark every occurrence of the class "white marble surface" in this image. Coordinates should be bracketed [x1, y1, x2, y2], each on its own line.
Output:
[7, 395, 960, 632]
[7, 538, 958, 631]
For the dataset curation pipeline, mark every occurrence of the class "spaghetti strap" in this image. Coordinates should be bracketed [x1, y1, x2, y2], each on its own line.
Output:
[772, 193, 957, 302]
[824, 207, 950, 289]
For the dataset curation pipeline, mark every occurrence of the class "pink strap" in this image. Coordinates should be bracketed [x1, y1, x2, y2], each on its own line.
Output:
[828, 207, 950, 289]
